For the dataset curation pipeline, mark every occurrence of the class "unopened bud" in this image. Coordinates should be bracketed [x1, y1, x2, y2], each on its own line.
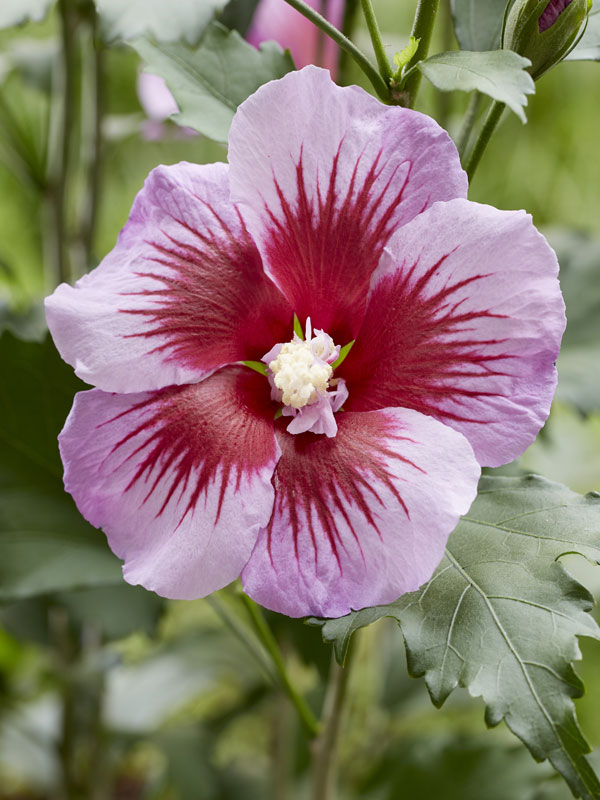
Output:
[503, 0, 589, 79]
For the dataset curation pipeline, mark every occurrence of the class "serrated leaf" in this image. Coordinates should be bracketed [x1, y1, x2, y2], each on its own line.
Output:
[566, 2, 600, 61]
[0, 333, 122, 600]
[547, 229, 600, 414]
[94, 0, 225, 45]
[310, 475, 600, 799]
[450, 0, 510, 51]
[417, 49, 534, 122]
[131, 22, 294, 143]
[0, 0, 53, 30]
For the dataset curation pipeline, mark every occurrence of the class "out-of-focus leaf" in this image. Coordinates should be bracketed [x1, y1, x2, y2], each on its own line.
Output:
[0, 0, 53, 29]
[311, 475, 600, 799]
[104, 644, 215, 732]
[361, 734, 557, 800]
[0, 302, 46, 341]
[94, 0, 225, 45]
[219, 0, 261, 35]
[0, 695, 60, 790]
[0, 74, 49, 190]
[131, 22, 294, 142]
[8, 38, 58, 94]
[57, 585, 164, 640]
[450, 0, 510, 51]
[547, 229, 600, 414]
[566, 2, 600, 61]
[156, 727, 219, 800]
[417, 49, 534, 121]
[521, 405, 600, 495]
[0, 333, 122, 600]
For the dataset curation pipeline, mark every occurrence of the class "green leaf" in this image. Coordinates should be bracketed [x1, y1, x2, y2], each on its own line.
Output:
[310, 475, 600, 799]
[0, 333, 122, 601]
[566, 2, 600, 61]
[548, 229, 600, 414]
[417, 49, 534, 122]
[130, 22, 294, 143]
[392, 36, 421, 75]
[450, 0, 511, 51]
[94, 0, 225, 45]
[0, 0, 53, 29]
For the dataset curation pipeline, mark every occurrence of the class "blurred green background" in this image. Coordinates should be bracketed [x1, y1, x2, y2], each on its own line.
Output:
[1, 1, 599, 798]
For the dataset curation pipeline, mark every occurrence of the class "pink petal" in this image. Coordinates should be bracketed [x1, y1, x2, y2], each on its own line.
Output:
[241, 408, 479, 618]
[247, 0, 345, 76]
[46, 162, 291, 393]
[228, 67, 467, 346]
[59, 367, 280, 600]
[342, 199, 566, 467]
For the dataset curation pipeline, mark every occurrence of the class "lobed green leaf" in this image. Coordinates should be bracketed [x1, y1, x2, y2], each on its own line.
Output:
[131, 22, 294, 143]
[417, 49, 535, 122]
[310, 475, 600, 798]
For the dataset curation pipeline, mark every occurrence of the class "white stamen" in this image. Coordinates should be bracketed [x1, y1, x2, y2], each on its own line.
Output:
[263, 318, 347, 437]
[269, 339, 332, 408]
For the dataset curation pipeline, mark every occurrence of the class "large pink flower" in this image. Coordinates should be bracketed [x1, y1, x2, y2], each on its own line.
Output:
[45, 68, 565, 618]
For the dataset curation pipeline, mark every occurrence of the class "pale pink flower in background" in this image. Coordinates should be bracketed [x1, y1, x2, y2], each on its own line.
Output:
[247, 0, 345, 76]
[136, 71, 182, 140]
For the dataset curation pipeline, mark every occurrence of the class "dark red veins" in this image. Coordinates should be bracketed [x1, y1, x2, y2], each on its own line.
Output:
[267, 412, 421, 569]
[261, 144, 412, 346]
[341, 252, 512, 424]
[120, 201, 291, 371]
[103, 368, 277, 525]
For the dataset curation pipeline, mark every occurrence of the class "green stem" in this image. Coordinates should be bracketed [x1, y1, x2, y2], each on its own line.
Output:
[403, 0, 441, 108]
[310, 642, 357, 800]
[315, 0, 327, 69]
[338, 0, 360, 84]
[435, 0, 453, 127]
[80, 8, 104, 273]
[464, 100, 505, 182]
[205, 595, 277, 683]
[241, 594, 321, 739]
[456, 91, 482, 160]
[54, 0, 77, 285]
[282, 0, 389, 101]
[360, 0, 393, 83]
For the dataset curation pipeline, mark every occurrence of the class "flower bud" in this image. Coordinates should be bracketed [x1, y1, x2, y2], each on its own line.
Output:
[502, 0, 590, 79]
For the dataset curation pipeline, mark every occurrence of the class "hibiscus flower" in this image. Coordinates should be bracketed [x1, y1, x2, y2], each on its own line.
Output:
[45, 67, 565, 618]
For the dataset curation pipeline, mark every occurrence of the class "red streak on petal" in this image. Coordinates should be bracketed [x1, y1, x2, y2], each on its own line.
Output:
[268, 412, 421, 570]
[99, 369, 276, 527]
[119, 202, 291, 370]
[343, 252, 512, 423]
[262, 144, 411, 344]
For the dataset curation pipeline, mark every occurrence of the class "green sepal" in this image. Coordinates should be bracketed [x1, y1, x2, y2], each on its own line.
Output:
[242, 360, 268, 375]
[293, 313, 304, 340]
